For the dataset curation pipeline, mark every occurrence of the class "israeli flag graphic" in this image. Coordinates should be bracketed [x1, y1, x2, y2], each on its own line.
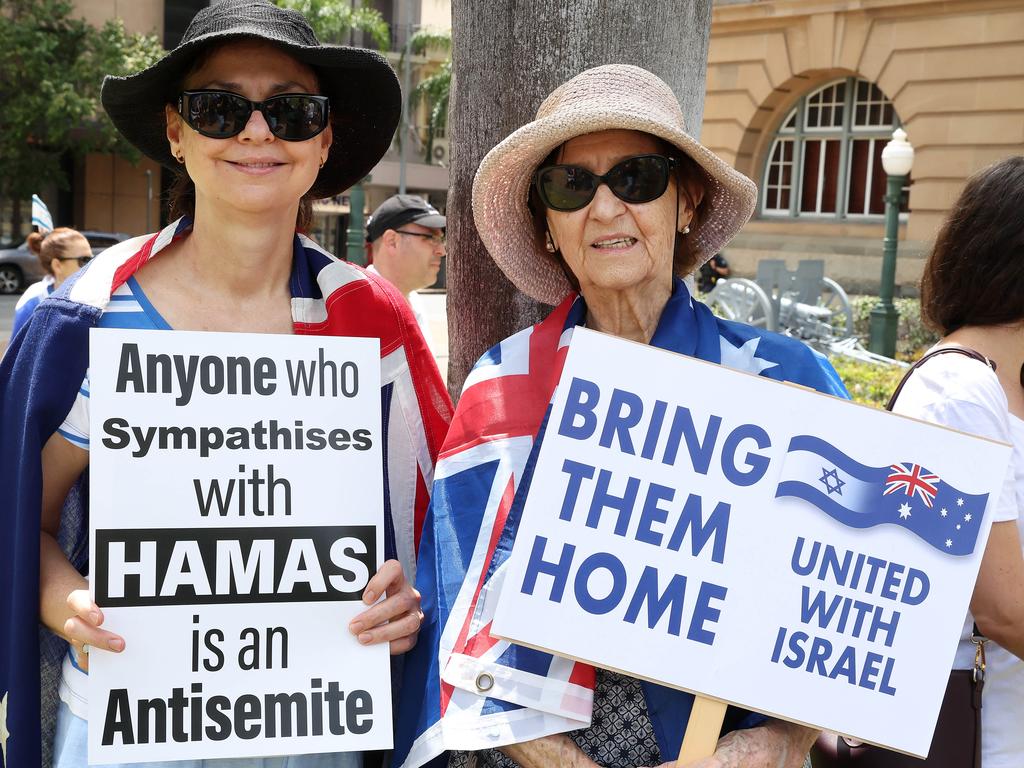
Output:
[31, 194, 53, 232]
[776, 435, 988, 556]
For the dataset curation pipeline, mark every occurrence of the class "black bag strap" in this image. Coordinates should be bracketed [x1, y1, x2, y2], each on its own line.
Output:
[885, 347, 996, 413]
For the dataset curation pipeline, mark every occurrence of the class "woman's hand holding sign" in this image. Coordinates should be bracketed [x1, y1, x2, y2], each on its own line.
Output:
[39, 434, 125, 673]
[349, 559, 424, 654]
[61, 589, 126, 673]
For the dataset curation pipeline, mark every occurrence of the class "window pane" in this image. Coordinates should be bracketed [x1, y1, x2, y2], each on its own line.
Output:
[821, 140, 840, 213]
[869, 140, 887, 214]
[764, 138, 794, 212]
[847, 139, 871, 215]
[852, 78, 896, 129]
[801, 141, 821, 212]
[779, 188, 791, 209]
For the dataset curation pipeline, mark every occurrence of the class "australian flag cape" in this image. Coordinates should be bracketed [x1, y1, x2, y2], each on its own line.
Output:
[394, 277, 848, 767]
[0, 217, 453, 768]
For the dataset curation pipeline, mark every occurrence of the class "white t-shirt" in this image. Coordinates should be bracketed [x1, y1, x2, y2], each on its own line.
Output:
[890, 349, 1024, 768]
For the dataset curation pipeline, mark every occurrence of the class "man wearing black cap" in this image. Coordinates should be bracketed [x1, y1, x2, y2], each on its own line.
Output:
[366, 194, 446, 348]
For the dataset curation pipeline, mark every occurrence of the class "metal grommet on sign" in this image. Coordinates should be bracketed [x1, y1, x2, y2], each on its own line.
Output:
[475, 673, 494, 692]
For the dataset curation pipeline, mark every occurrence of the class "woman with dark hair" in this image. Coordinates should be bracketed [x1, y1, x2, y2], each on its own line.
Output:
[889, 156, 1024, 768]
[11, 228, 93, 336]
[0, 2, 452, 766]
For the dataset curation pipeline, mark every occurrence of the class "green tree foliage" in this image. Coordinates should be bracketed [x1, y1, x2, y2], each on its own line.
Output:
[274, 0, 390, 49]
[407, 29, 451, 161]
[0, 0, 163, 231]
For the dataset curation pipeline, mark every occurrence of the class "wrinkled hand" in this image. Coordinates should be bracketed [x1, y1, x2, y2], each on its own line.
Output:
[349, 560, 423, 655]
[655, 759, 723, 768]
[62, 589, 125, 672]
[657, 720, 818, 768]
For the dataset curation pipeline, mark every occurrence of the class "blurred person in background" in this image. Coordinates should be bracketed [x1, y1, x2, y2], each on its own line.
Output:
[366, 194, 446, 349]
[11, 228, 93, 337]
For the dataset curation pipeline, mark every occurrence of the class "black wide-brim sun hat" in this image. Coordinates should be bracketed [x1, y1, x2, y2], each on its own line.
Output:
[100, 0, 400, 200]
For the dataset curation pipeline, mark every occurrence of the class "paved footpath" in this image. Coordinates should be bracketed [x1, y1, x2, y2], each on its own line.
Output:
[0, 294, 17, 355]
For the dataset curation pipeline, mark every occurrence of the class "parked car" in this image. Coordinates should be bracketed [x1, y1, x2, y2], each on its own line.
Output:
[0, 230, 131, 294]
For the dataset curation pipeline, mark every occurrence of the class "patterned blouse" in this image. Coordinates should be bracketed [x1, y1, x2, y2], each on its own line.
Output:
[450, 669, 662, 768]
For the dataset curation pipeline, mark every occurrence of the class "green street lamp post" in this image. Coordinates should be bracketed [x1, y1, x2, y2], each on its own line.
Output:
[868, 128, 914, 359]
[346, 177, 370, 265]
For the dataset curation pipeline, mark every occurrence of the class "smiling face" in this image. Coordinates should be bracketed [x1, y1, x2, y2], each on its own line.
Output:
[165, 39, 332, 222]
[544, 129, 695, 299]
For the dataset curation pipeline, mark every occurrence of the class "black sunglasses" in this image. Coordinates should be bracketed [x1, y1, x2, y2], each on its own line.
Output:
[534, 154, 678, 212]
[178, 90, 330, 142]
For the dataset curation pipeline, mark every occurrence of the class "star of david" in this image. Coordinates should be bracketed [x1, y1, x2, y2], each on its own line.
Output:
[819, 467, 845, 495]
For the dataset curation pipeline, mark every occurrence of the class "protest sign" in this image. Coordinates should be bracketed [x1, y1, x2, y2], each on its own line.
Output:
[491, 328, 1012, 758]
[87, 329, 390, 764]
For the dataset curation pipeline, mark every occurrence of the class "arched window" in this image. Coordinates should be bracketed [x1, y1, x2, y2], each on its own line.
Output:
[762, 77, 905, 219]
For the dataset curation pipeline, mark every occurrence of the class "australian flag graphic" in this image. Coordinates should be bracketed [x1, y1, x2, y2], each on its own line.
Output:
[776, 435, 989, 556]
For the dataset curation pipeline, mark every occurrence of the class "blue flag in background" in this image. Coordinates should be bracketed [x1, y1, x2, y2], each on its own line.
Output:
[776, 435, 988, 556]
[31, 194, 53, 233]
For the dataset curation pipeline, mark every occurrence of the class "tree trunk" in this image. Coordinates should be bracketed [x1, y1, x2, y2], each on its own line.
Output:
[446, 0, 713, 401]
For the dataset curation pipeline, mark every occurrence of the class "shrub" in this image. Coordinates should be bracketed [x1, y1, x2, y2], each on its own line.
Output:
[828, 356, 907, 409]
[850, 296, 939, 361]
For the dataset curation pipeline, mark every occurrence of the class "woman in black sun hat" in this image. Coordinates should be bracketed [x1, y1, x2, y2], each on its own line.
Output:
[0, 2, 452, 766]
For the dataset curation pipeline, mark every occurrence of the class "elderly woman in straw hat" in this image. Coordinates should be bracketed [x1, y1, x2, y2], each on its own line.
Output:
[392, 65, 847, 768]
[0, 1, 452, 766]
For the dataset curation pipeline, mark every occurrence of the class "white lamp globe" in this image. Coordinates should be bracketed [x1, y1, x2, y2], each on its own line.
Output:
[881, 128, 914, 177]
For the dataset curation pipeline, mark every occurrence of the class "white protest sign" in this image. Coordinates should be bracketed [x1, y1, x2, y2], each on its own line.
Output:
[491, 328, 1012, 758]
[88, 329, 391, 764]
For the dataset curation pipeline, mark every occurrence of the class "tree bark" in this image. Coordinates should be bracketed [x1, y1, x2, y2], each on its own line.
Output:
[446, 0, 713, 401]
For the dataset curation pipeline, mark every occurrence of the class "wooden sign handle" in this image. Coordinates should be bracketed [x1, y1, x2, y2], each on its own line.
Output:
[676, 696, 728, 766]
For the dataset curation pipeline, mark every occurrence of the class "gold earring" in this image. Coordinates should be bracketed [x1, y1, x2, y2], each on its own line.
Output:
[319, 156, 327, 169]
[545, 231, 557, 253]
[175, 153, 184, 164]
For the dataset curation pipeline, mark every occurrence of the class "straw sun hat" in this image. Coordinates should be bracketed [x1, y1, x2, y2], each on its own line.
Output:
[472, 64, 758, 306]
[100, 0, 400, 199]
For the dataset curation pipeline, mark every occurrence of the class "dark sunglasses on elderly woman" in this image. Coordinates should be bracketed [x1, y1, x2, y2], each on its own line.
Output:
[178, 90, 330, 141]
[534, 154, 678, 212]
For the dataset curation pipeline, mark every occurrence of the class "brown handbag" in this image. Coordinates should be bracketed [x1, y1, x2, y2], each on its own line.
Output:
[811, 640, 985, 767]
[811, 347, 996, 768]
